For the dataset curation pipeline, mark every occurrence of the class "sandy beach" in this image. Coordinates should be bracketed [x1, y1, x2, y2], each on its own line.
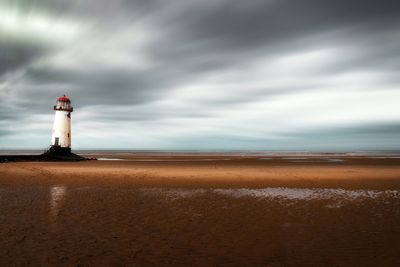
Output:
[1, 153, 400, 266]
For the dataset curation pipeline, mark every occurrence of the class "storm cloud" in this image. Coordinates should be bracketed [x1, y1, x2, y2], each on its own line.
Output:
[1, 0, 400, 150]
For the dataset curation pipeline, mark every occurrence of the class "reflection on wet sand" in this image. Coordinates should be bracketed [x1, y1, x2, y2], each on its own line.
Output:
[49, 186, 67, 232]
[140, 187, 400, 201]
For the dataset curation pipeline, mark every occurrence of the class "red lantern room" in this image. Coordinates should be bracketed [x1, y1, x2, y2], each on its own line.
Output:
[54, 94, 73, 112]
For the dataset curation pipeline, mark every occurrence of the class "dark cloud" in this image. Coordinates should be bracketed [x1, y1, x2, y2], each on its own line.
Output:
[0, 39, 44, 76]
[146, 0, 400, 57]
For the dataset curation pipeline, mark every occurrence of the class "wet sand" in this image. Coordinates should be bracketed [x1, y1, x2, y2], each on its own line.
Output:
[1, 153, 400, 266]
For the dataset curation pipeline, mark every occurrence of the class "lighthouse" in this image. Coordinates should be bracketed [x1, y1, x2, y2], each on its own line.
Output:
[50, 95, 73, 154]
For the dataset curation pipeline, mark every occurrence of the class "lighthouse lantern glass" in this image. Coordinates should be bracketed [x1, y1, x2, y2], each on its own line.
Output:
[57, 100, 71, 110]
[54, 99, 73, 112]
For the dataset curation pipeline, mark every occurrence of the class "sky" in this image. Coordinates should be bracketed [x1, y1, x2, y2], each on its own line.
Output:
[0, 0, 400, 151]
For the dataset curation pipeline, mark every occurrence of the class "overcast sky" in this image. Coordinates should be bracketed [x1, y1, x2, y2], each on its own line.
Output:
[1, 0, 400, 151]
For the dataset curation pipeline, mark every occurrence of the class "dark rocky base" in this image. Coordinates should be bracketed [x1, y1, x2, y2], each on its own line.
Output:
[41, 146, 87, 161]
[0, 146, 94, 163]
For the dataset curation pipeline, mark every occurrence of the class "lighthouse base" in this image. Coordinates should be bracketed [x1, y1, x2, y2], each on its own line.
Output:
[41, 145, 84, 161]
[1, 146, 91, 163]
[44, 146, 71, 155]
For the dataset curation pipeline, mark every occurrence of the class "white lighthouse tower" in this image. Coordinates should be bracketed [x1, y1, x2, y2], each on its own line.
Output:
[50, 95, 73, 153]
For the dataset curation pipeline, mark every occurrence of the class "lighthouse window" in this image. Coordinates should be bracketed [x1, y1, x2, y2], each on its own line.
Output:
[67, 133, 70, 137]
